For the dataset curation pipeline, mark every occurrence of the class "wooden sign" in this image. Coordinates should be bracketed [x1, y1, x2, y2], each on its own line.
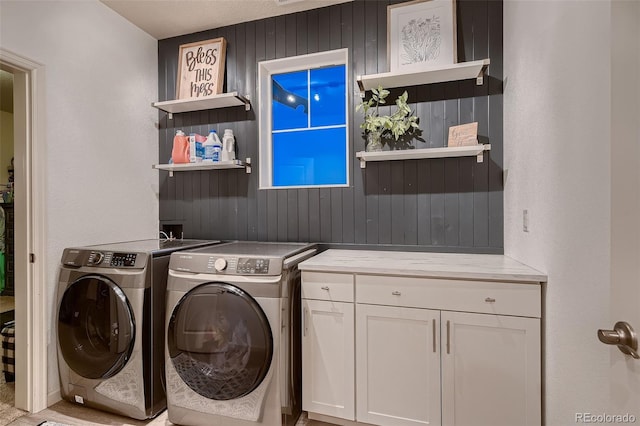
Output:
[176, 38, 226, 99]
[448, 122, 478, 147]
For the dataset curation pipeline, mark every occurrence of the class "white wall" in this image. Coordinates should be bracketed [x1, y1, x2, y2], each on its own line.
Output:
[504, 1, 612, 424]
[0, 0, 158, 399]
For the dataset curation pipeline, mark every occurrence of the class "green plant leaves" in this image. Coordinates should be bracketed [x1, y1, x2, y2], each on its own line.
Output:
[356, 85, 420, 142]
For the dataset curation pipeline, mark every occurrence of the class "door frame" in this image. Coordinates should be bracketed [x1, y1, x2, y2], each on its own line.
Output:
[0, 48, 48, 413]
[609, 0, 640, 415]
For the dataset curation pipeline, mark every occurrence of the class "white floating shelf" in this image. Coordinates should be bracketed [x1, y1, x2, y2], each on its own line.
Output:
[153, 158, 251, 177]
[152, 92, 250, 118]
[356, 145, 491, 168]
[357, 59, 490, 92]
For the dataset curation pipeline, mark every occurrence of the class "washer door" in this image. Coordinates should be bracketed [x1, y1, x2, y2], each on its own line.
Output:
[167, 282, 273, 401]
[58, 274, 135, 379]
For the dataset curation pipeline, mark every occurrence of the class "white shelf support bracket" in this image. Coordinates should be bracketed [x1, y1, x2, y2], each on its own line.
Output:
[168, 112, 173, 120]
[359, 157, 367, 168]
[476, 152, 484, 163]
[244, 95, 251, 111]
[476, 64, 489, 86]
[245, 157, 252, 174]
[169, 170, 174, 177]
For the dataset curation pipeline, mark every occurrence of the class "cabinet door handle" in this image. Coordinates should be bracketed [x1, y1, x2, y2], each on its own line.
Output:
[303, 307, 308, 337]
[433, 319, 437, 353]
[446, 320, 451, 354]
[392, 291, 401, 296]
[321, 286, 330, 291]
[485, 297, 496, 303]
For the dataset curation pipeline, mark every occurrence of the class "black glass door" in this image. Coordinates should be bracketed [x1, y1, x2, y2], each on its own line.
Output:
[58, 274, 135, 379]
[167, 282, 273, 401]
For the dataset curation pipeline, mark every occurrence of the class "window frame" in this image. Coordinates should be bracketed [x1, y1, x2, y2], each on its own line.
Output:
[258, 48, 350, 190]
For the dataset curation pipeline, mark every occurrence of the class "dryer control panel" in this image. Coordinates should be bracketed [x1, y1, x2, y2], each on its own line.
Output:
[237, 258, 270, 274]
[172, 254, 282, 276]
[61, 249, 147, 269]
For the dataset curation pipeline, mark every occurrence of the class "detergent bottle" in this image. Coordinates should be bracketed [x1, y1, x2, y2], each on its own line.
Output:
[204, 130, 223, 162]
[171, 130, 190, 164]
[222, 129, 236, 161]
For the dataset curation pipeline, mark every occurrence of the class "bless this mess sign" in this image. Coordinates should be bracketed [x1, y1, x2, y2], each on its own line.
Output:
[176, 37, 227, 99]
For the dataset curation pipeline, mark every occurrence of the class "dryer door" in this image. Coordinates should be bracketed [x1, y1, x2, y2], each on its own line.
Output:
[58, 274, 135, 379]
[167, 282, 273, 401]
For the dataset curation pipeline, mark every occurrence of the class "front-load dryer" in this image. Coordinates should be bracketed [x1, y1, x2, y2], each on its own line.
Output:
[164, 241, 316, 426]
[56, 238, 220, 420]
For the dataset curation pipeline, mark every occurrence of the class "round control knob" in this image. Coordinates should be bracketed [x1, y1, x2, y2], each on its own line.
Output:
[92, 252, 104, 265]
[214, 258, 227, 272]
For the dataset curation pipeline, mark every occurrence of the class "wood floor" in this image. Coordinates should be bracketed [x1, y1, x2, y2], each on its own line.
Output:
[7, 402, 332, 426]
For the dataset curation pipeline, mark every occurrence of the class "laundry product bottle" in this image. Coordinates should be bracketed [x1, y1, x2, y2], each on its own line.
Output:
[171, 130, 190, 164]
[204, 130, 223, 162]
[222, 129, 236, 161]
[189, 133, 204, 163]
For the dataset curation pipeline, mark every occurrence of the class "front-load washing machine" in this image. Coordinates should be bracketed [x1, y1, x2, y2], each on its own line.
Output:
[56, 238, 220, 420]
[164, 241, 317, 426]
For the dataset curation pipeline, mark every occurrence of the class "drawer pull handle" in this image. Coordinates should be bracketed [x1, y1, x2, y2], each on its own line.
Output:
[392, 291, 401, 296]
[432, 319, 437, 353]
[321, 286, 330, 291]
[303, 307, 308, 337]
[485, 297, 496, 303]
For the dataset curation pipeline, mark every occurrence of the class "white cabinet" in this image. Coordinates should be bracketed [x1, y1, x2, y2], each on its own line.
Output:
[354, 309, 541, 426]
[299, 250, 545, 426]
[356, 304, 441, 426]
[441, 311, 541, 426]
[354, 276, 540, 426]
[302, 273, 356, 421]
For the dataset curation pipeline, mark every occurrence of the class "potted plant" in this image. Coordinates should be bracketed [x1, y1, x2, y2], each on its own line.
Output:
[356, 86, 420, 152]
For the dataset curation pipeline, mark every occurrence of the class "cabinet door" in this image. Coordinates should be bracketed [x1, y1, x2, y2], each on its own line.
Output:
[356, 304, 441, 426]
[302, 299, 355, 420]
[441, 311, 541, 426]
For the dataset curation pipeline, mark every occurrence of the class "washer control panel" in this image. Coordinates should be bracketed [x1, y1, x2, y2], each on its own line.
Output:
[109, 252, 138, 267]
[62, 249, 145, 269]
[88, 251, 137, 267]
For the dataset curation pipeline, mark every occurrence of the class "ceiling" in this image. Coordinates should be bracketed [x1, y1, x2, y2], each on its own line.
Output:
[100, 0, 353, 40]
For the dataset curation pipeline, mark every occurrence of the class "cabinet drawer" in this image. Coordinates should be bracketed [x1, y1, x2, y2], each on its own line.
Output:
[356, 275, 541, 318]
[302, 272, 354, 302]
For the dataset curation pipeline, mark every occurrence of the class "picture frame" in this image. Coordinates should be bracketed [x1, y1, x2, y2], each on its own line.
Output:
[387, 0, 457, 73]
[176, 37, 227, 100]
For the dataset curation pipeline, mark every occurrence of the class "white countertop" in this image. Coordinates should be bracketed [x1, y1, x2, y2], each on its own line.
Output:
[298, 249, 547, 283]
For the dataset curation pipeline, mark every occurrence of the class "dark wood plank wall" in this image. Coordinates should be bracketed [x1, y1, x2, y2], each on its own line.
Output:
[158, 0, 504, 253]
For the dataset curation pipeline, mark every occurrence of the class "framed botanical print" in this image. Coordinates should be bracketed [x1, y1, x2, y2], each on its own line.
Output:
[388, 0, 457, 72]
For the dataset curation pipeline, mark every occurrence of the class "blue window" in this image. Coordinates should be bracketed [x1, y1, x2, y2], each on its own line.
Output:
[258, 49, 349, 189]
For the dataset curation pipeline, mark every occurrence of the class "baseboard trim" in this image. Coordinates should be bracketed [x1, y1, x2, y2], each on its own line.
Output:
[47, 389, 61, 408]
[308, 412, 375, 426]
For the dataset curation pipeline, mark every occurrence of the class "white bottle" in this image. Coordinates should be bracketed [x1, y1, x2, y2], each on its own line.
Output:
[189, 133, 200, 163]
[204, 130, 223, 162]
[222, 129, 236, 161]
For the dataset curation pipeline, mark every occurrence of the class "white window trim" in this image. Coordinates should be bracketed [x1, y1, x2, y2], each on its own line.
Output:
[258, 48, 349, 189]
